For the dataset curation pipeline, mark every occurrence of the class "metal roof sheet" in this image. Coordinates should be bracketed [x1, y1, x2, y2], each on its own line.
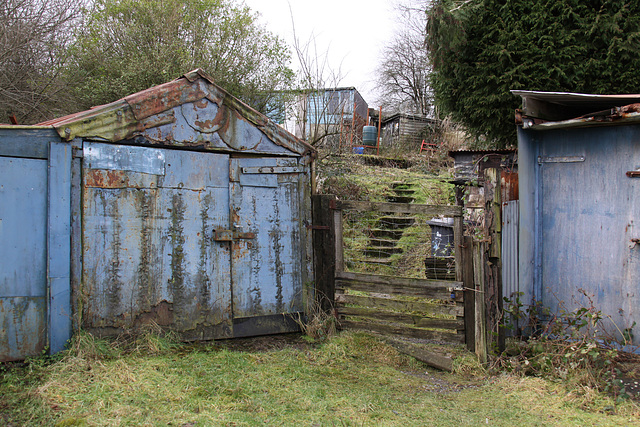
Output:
[512, 90, 640, 130]
[38, 69, 315, 156]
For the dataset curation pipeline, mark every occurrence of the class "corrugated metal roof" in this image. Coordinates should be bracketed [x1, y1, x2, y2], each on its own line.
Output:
[381, 112, 438, 125]
[38, 69, 315, 156]
[512, 90, 640, 109]
[512, 90, 640, 131]
[449, 149, 516, 157]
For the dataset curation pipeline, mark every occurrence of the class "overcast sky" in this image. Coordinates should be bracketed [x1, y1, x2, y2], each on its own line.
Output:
[242, 0, 400, 106]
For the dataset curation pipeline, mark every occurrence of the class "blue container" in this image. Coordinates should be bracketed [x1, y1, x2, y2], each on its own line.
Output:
[353, 146, 365, 154]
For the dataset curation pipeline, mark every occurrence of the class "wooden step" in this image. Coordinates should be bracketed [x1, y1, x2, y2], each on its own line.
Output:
[386, 195, 415, 203]
[393, 188, 416, 195]
[368, 238, 399, 247]
[370, 229, 405, 239]
[379, 216, 415, 229]
[363, 246, 403, 258]
[391, 182, 416, 190]
[351, 257, 393, 265]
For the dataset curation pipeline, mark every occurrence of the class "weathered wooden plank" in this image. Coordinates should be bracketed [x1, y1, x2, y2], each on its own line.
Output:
[336, 279, 452, 300]
[336, 271, 462, 289]
[335, 293, 463, 317]
[454, 215, 463, 282]
[335, 200, 462, 217]
[473, 240, 487, 364]
[340, 320, 464, 344]
[312, 194, 336, 311]
[462, 236, 476, 351]
[337, 306, 463, 330]
[334, 209, 345, 273]
[384, 337, 454, 372]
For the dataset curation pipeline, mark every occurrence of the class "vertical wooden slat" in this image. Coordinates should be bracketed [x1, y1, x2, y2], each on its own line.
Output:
[334, 208, 344, 274]
[462, 235, 475, 351]
[454, 215, 463, 282]
[474, 240, 487, 364]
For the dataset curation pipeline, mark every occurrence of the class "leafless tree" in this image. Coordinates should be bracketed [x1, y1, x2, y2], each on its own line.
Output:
[375, 1, 432, 116]
[277, 10, 367, 151]
[0, 0, 83, 124]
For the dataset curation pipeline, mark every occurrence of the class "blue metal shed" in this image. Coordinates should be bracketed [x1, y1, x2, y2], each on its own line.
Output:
[514, 90, 640, 345]
[1, 69, 316, 360]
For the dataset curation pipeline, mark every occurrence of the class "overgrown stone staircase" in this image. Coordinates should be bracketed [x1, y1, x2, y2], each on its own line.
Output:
[362, 182, 416, 263]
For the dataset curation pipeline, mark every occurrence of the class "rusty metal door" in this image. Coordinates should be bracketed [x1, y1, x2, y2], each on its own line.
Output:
[229, 158, 304, 336]
[82, 142, 234, 340]
[0, 156, 48, 360]
[82, 143, 304, 339]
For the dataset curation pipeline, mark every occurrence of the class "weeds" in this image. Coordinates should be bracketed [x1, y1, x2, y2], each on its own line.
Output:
[292, 294, 338, 342]
[496, 289, 639, 406]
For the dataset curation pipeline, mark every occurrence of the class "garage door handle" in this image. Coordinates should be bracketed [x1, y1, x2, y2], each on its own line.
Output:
[212, 229, 256, 241]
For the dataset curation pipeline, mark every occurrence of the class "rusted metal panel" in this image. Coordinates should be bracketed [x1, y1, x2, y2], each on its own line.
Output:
[40, 69, 316, 158]
[82, 145, 234, 339]
[81, 143, 313, 340]
[141, 99, 296, 156]
[0, 155, 48, 361]
[230, 157, 305, 319]
[84, 143, 165, 175]
[501, 171, 519, 202]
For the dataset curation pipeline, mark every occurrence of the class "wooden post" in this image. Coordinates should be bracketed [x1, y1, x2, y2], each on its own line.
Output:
[454, 215, 463, 282]
[334, 207, 344, 274]
[484, 168, 505, 353]
[473, 240, 487, 364]
[462, 235, 475, 351]
[312, 195, 337, 312]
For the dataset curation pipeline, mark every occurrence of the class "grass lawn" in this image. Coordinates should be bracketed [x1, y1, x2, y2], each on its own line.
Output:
[1, 331, 639, 426]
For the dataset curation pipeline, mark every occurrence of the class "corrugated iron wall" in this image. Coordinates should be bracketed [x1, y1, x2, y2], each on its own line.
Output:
[502, 200, 519, 335]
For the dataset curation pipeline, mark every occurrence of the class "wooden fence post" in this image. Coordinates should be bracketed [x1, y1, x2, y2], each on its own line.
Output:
[312, 194, 337, 312]
[484, 168, 505, 353]
[473, 240, 487, 364]
[454, 215, 463, 283]
[462, 235, 475, 352]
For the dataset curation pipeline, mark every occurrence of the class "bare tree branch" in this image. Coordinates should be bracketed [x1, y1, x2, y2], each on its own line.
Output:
[375, 1, 432, 116]
[0, 0, 84, 124]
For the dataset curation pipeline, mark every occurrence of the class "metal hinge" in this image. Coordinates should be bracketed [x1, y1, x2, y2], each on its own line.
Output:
[303, 220, 329, 230]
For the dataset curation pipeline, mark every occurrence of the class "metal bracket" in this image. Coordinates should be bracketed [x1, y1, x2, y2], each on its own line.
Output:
[305, 224, 330, 230]
[538, 155, 585, 164]
[212, 229, 256, 241]
[72, 147, 84, 158]
[241, 166, 302, 174]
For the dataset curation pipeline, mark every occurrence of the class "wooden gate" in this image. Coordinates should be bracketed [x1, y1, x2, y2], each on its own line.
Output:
[312, 196, 472, 346]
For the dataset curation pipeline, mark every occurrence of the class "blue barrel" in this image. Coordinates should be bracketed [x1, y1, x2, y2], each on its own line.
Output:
[363, 126, 377, 146]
